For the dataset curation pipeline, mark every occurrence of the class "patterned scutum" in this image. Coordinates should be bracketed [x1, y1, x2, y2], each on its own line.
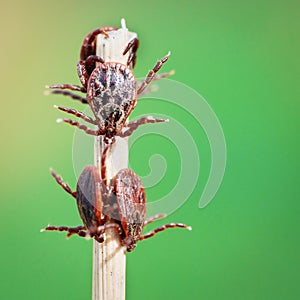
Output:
[87, 63, 137, 137]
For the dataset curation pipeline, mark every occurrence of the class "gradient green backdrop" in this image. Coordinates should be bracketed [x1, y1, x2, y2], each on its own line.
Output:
[1, 0, 299, 299]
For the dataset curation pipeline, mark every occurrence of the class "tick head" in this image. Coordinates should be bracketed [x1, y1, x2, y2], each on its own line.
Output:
[104, 127, 116, 144]
[122, 236, 137, 252]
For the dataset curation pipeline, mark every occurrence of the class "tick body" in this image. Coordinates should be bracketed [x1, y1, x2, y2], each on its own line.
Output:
[87, 63, 137, 143]
[47, 24, 173, 144]
[76, 165, 104, 241]
[114, 168, 146, 251]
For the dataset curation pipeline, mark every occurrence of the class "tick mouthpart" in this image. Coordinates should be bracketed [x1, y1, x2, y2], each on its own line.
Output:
[104, 127, 117, 144]
[104, 137, 115, 144]
[122, 236, 137, 252]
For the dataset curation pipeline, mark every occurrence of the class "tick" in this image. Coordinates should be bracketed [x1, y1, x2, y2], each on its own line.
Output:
[43, 146, 191, 251]
[79, 25, 139, 76]
[46, 25, 173, 144]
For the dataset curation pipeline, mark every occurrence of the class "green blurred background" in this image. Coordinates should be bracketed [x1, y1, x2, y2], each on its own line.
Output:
[1, 0, 299, 299]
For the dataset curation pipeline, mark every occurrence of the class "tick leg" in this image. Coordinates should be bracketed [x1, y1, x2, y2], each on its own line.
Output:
[77, 60, 89, 89]
[57, 118, 101, 136]
[46, 84, 86, 93]
[50, 169, 76, 198]
[80, 27, 116, 80]
[139, 223, 192, 241]
[43, 225, 88, 238]
[137, 52, 171, 95]
[123, 37, 139, 68]
[80, 27, 116, 61]
[123, 37, 139, 56]
[95, 222, 123, 236]
[144, 214, 167, 226]
[118, 116, 168, 138]
[85, 55, 105, 67]
[43, 225, 106, 242]
[84, 55, 104, 76]
[88, 223, 122, 244]
[55, 106, 96, 125]
[152, 70, 175, 81]
[101, 145, 111, 186]
[138, 69, 175, 90]
[47, 90, 88, 104]
[66, 226, 87, 237]
[137, 70, 175, 97]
